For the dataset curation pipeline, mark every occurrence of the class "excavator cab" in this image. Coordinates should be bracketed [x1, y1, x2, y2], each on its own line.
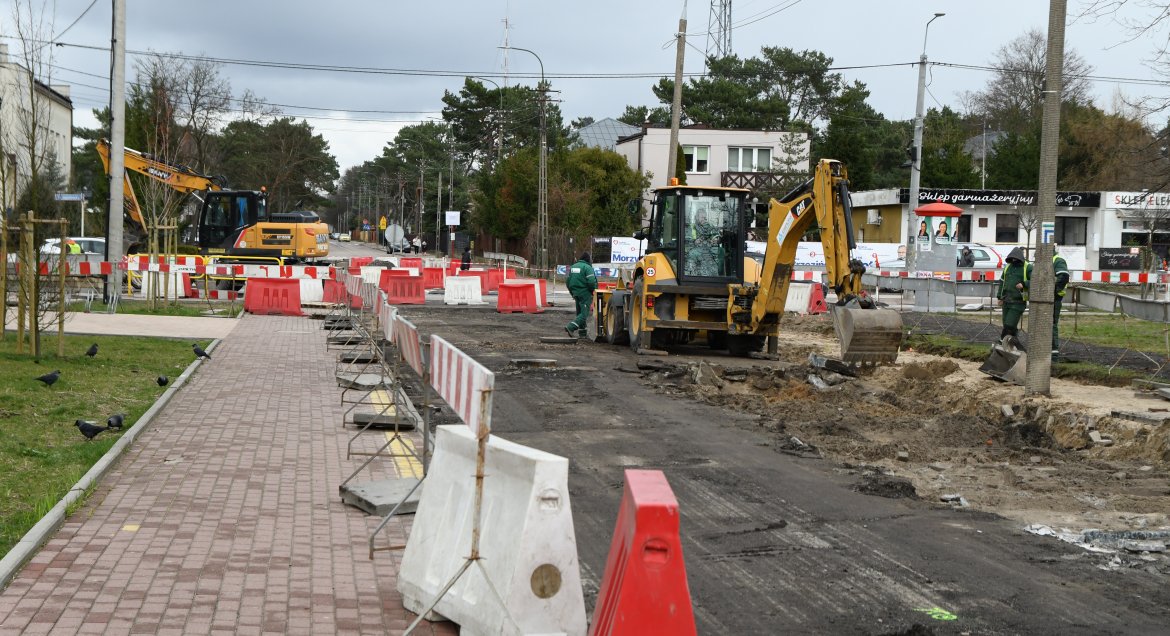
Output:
[644, 186, 749, 284]
[198, 190, 267, 253]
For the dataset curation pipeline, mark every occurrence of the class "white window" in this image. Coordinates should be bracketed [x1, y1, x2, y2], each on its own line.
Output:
[728, 147, 771, 172]
[683, 145, 709, 174]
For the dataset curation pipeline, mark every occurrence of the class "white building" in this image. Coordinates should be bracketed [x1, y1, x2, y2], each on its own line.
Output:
[0, 43, 73, 215]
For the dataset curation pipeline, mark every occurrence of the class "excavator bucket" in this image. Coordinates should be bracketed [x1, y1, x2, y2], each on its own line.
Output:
[979, 338, 1028, 385]
[830, 304, 904, 364]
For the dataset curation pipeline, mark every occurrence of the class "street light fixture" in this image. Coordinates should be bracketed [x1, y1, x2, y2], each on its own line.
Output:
[498, 45, 547, 278]
[905, 11, 945, 272]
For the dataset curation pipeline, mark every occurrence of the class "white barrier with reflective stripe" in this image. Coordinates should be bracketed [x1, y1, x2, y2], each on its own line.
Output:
[299, 279, 324, 303]
[784, 282, 812, 314]
[395, 317, 425, 377]
[398, 425, 587, 635]
[360, 266, 386, 285]
[443, 276, 485, 305]
[430, 335, 493, 437]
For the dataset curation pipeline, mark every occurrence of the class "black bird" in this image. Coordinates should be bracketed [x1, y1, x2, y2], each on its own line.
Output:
[85, 343, 98, 357]
[106, 413, 125, 430]
[156, 375, 169, 387]
[35, 370, 61, 387]
[192, 343, 211, 360]
[74, 420, 110, 441]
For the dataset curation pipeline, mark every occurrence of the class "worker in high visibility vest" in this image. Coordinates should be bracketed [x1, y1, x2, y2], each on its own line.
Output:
[997, 247, 1032, 348]
[1052, 251, 1070, 361]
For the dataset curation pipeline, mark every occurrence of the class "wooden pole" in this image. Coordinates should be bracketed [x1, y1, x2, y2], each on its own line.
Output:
[15, 214, 28, 353]
[58, 220, 66, 357]
[1, 217, 8, 343]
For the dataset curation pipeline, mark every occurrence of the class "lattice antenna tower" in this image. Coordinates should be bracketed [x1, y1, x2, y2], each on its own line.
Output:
[705, 0, 732, 66]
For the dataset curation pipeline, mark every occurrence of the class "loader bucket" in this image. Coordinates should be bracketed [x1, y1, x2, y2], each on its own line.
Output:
[979, 341, 1028, 385]
[830, 305, 904, 364]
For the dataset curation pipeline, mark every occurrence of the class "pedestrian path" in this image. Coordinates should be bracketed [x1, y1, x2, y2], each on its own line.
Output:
[0, 314, 452, 635]
[4, 311, 239, 340]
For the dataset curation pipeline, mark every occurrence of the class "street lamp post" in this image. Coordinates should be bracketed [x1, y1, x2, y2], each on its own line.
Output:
[499, 45, 547, 278]
[473, 76, 505, 165]
[906, 12, 945, 272]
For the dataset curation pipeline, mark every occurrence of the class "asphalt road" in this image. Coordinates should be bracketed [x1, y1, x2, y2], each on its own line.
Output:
[395, 303, 1169, 636]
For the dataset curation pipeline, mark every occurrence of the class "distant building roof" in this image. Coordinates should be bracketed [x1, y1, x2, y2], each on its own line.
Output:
[963, 130, 1008, 161]
[576, 118, 640, 150]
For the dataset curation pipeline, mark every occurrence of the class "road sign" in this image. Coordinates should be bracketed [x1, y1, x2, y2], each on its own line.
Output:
[54, 192, 85, 202]
[445, 210, 461, 226]
[379, 216, 388, 230]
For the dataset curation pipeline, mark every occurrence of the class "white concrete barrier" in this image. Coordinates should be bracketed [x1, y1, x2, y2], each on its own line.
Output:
[444, 276, 485, 305]
[398, 425, 587, 635]
[360, 266, 387, 285]
[299, 279, 324, 303]
[785, 281, 812, 314]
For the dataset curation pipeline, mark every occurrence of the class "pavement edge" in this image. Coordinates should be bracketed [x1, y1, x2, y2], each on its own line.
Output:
[0, 338, 224, 591]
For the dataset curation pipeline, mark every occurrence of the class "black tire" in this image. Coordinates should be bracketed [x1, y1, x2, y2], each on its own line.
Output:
[727, 334, 765, 357]
[628, 276, 646, 353]
[706, 330, 728, 349]
[605, 298, 629, 345]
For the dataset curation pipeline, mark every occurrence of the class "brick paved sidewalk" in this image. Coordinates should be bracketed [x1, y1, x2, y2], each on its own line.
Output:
[0, 314, 454, 635]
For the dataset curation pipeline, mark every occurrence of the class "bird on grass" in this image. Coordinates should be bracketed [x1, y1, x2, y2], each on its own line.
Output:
[156, 375, 169, 387]
[35, 370, 61, 387]
[85, 343, 99, 357]
[107, 414, 125, 430]
[74, 420, 111, 441]
[192, 343, 211, 360]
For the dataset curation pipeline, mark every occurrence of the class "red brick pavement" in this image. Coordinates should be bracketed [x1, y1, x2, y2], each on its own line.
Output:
[0, 314, 456, 635]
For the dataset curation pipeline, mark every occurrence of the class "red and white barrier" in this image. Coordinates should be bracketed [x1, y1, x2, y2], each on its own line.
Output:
[394, 316, 425, 378]
[430, 335, 494, 438]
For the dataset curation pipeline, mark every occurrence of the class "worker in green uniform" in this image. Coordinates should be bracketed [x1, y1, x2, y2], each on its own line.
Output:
[997, 247, 1033, 348]
[565, 252, 598, 338]
[1052, 251, 1070, 360]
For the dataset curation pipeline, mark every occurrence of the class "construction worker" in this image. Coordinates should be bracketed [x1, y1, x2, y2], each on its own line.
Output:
[564, 252, 597, 339]
[1052, 250, 1070, 360]
[66, 239, 82, 254]
[997, 247, 1032, 348]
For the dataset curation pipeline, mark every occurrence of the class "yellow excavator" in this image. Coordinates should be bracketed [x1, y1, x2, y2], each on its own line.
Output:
[96, 139, 329, 261]
[594, 158, 903, 363]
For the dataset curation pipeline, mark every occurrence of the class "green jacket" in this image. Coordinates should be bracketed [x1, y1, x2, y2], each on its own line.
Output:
[566, 259, 597, 297]
[1053, 254, 1070, 298]
[999, 260, 1033, 305]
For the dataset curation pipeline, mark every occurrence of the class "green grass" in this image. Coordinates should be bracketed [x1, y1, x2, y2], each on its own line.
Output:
[0, 333, 198, 557]
[944, 310, 1170, 355]
[66, 299, 241, 318]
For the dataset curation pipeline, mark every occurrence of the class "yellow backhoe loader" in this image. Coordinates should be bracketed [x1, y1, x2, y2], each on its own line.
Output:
[594, 158, 903, 363]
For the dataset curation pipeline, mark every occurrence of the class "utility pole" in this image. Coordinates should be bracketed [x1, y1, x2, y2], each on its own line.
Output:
[1025, 0, 1068, 395]
[436, 171, 442, 254]
[667, 3, 688, 186]
[105, 0, 126, 304]
[906, 12, 945, 273]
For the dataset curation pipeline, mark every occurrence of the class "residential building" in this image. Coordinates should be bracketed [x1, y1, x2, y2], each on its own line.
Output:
[0, 43, 73, 216]
[575, 117, 639, 151]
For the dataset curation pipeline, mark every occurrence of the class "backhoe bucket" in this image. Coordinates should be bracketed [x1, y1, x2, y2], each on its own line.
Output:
[830, 305, 903, 364]
[979, 340, 1028, 385]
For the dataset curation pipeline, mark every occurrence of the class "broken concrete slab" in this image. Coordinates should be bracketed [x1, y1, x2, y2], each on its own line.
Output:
[512, 358, 557, 369]
[336, 372, 392, 390]
[340, 477, 422, 516]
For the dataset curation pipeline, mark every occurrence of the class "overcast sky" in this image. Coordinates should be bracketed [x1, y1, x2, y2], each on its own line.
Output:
[8, 0, 1168, 174]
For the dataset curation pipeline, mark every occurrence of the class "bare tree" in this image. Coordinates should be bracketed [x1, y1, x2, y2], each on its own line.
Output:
[963, 28, 1094, 133]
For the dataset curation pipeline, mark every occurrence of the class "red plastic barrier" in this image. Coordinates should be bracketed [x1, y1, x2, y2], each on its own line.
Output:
[243, 278, 303, 316]
[588, 470, 696, 636]
[385, 274, 426, 305]
[496, 281, 542, 314]
[510, 278, 547, 306]
[422, 266, 446, 290]
[447, 260, 461, 276]
[347, 266, 362, 277]
[348, 293, 363, 309]
[808, 283, 828, 315]
[323, 279, 345, 303]
[485, 268, 505, 292]
[180, 273, 195, 298]
[350, 256, 373, 268]
[400, 257, 423, 269]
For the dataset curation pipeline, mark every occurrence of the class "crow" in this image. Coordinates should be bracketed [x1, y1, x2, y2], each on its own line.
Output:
[157, 375, 169, 387]
[85, 343, 98, 357]
[192, 343, 211, 360]
[107, 413, 125, 430]
[74, 420, 110, 441]
[35, 370, 61, 387]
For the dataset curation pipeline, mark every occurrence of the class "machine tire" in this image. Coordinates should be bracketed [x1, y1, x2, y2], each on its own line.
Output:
[706, 330, 728, 349]
[628, 276, 646, 353]
[727, 334, 765, 357]
[605, 297, 629, 345]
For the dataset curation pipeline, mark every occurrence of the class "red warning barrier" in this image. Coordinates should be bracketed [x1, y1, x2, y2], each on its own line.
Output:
[447, 260, 461, 276]
[808, 283, 828, 315]
[400, 257, 423, 269]
[323, 279, 345, 303]
[496, 281, 542, 314]
[243, 278, 304, 316]
[348, 293, 363, 310]
[385, 274, 426, 305]
[509, 277, 547, 306]
[350, 256, 374, 268]
[422, 266, 446, 290]
[588, 469, 696, 636]
[485, 268, 506, 292]
[180, 273, 196, 298]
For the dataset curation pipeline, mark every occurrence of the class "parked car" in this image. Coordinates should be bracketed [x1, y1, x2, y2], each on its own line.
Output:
[330, 232, 340, 240]
[338, 233, 351, 242]
[957, 243, 1003, 269]
[41, 237, 106, 255]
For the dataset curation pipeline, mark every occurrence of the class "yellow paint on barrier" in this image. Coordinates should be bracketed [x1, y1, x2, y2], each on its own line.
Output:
[371, 388, 420, 477]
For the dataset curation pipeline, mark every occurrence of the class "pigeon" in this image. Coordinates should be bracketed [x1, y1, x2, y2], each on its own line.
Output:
[192, 343, 211, 360]
[106, 413, 125, 430]
[35, 370, 61, 387]
[85, 343, 98, 357]
[74, 420, 110, 441]
[156, 375, 169, 387]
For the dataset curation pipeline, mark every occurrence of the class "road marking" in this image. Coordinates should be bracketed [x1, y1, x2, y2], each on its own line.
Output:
[916, 607, 957, 621]
[371, 388, 420, 478]
[122, 524, 140, 532]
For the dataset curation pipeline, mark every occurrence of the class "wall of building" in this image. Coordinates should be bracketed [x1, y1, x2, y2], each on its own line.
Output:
[0, 43, 73, 212]
[616, 127, 810, 190]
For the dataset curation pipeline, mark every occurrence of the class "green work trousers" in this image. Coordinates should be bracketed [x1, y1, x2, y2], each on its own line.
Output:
[567, 292, 591, 336]
[1001, 302, 1026, 338]
[1052, 297, 1063, 351]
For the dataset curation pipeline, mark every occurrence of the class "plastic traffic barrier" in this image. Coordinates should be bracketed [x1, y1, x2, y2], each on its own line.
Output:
[509, 278, 547, 306]
[485, 268, 506, 292]
[588, 469, 696, 636]
[323, 279, 346, 303]
[456, 269, 490, 294]
[784, 282, 813, 315]
[243, 278, 303, 316]
[384, 275, 426, 305]
[807, 282, 828, 314]
[422, 266, 446, 290]
[398, 425, 587, 635]
[299, 279, 324, 304]
[497, 281, 542, 314]
[350, 256, 373, 268]
[444, 276, 485, 305]
[400, 257, 423, 269]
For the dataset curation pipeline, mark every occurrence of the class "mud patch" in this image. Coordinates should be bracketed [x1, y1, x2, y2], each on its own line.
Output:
[854, 470, 920, 499]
